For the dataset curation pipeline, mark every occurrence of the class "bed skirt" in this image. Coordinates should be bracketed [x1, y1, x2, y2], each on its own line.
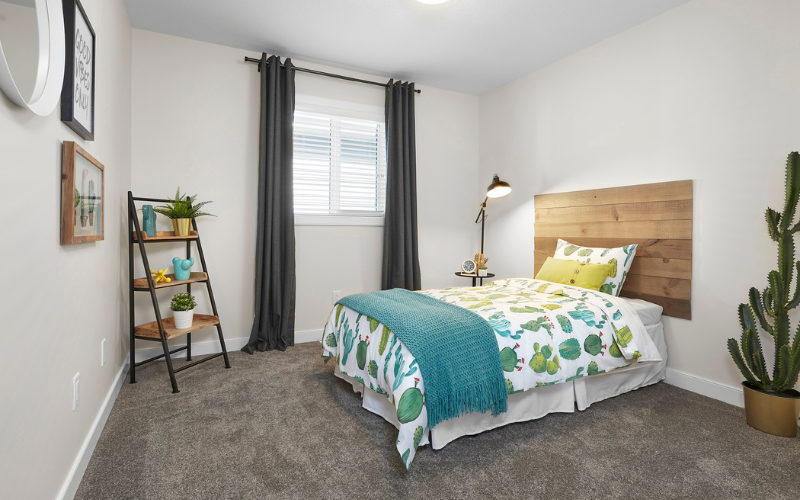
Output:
[333, 322, 667, 450]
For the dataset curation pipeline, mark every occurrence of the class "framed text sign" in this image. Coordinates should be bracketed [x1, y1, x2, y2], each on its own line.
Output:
[61, 0, 95, 140]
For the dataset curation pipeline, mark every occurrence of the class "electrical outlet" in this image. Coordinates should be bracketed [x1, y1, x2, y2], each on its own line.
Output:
[101, 338, 106, 367]
[72, 373, 80, 411]
[332, 290, 341, 304]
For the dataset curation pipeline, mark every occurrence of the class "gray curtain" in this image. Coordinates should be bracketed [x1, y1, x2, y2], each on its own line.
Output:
[243, 54, 296, 353]
[382, 80, 422, 290]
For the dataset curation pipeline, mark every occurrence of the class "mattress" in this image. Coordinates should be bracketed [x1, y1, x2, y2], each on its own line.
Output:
[624, 297, 664, 327]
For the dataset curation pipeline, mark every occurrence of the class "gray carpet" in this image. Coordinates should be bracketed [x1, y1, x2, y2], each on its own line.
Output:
[75, 343, 799, 500]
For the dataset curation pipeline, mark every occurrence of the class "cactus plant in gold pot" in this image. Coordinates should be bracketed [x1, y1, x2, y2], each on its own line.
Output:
[728, 152, 800, 437]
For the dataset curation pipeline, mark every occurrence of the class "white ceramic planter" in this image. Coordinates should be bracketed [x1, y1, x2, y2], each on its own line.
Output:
[173, 309, 194, 329]
[478, 269, 488, 277]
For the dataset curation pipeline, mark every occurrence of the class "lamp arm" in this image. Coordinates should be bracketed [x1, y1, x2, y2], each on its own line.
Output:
[474, 196, 488, 223]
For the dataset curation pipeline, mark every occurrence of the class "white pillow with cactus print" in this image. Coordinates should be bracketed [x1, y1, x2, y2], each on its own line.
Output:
[552, 239, 637, 296]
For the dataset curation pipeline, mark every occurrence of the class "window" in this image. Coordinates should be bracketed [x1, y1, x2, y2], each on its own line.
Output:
[293, 109, 386, 224]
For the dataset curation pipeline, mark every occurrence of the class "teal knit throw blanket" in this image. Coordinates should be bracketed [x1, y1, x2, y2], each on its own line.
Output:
[338, 288, 508, 428]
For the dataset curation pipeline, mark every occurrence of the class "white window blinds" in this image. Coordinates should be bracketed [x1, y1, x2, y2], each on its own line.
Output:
[293, 110, 386, 216]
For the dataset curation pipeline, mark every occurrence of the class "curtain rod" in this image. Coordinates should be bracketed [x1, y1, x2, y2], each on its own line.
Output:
[244, 56, 421, 94]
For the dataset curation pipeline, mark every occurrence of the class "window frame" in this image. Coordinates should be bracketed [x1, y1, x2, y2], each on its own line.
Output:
[293, 95, 386, 227]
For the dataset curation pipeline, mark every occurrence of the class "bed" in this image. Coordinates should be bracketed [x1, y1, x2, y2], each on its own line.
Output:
[321, 180, 692, 469]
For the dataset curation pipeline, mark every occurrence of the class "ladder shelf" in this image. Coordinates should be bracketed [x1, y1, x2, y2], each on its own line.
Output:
[127, 192, 231, 393]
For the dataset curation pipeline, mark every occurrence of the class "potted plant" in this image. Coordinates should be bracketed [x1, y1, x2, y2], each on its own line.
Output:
[154, 188, 215, 236]
[474, 253, 489, 276]
[728, 152, 800, 437]
[171, 292, 197, 329]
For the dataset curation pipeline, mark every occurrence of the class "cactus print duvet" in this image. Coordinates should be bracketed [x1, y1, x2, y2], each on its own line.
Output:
[321, 278, 660, 469]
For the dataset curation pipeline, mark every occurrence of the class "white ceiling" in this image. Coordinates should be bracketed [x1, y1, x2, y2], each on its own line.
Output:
[124, 0, 689, 95]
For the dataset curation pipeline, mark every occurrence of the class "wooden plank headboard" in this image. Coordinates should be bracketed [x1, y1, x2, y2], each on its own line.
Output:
[533, 180, 693, 320]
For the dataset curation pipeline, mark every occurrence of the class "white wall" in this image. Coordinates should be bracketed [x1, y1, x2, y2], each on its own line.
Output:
[479, 0, 800, 395]
[131, 29, 480, 352]
[0, 1, 132, 498]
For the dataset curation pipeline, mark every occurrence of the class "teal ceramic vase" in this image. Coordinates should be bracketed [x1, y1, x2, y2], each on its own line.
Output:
[142, 205, 156, 237]
[172, 257, 195, 281]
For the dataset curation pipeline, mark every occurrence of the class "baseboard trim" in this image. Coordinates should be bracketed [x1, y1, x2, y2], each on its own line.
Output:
[58, 359, 129, 500]
[295, 328, 323, 344]
[135, 329, 323, 362]
[665, 368, 745, 408]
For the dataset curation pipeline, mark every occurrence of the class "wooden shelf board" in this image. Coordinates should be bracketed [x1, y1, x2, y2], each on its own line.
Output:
[132, 230, 198, 241]
[133, 272, 208, 290]
[135, 314, 219, 340]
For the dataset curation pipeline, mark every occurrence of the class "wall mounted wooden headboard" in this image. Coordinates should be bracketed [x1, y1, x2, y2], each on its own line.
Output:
[533, 180, 693, 320]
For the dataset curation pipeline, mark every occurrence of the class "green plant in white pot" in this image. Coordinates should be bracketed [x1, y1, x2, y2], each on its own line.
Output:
[171, 292, 197, 329]
[728, 152, 800, 437]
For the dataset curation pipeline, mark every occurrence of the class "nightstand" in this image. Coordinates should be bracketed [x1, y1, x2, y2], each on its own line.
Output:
[454, 272, 495, 287]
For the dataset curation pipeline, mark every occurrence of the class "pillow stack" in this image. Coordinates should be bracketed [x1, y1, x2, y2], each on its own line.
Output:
[541, 239, 638, 296]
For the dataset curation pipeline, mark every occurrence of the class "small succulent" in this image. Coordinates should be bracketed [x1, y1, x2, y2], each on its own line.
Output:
[170, 292, 197, 312]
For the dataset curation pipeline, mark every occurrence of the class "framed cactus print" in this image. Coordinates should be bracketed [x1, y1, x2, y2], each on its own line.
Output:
[61, 141, 104, 244]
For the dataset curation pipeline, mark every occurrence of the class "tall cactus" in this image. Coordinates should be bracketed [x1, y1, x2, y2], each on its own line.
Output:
[728, 152, 800, 394]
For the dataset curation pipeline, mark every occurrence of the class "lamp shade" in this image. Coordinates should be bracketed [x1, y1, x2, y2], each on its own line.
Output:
[486, 175, 511, 198]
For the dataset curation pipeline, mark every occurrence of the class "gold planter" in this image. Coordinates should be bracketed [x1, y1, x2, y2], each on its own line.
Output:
[742, 382, 800, 437]
[171, 218, 191, 236]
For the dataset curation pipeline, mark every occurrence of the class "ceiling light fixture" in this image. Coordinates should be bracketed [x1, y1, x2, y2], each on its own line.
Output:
[415, 0, 450, 4]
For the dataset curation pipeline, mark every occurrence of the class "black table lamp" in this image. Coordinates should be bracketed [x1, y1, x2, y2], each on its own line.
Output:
[475, 174, 512, 256]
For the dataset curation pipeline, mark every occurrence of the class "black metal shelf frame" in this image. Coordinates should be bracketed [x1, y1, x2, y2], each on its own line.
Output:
[127, 191, 231, 393]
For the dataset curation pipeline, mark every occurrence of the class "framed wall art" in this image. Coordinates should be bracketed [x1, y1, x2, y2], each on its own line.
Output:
[61, 0, 95, 140]
[61, 141, 104, 244]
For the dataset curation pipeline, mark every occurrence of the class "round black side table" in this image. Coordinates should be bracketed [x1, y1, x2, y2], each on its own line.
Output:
[455, 272, 496, 287]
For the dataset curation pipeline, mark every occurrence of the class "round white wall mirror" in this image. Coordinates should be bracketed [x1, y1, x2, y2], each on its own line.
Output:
[0, 0, 64, 116]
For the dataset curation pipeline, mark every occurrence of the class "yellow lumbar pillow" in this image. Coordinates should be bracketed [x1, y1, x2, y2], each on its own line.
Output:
[535, 257, 614, 291]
